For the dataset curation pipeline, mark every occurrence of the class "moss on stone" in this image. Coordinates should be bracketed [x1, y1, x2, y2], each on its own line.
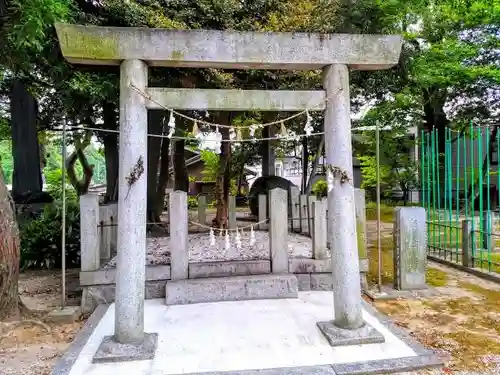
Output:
[171, 50, 185, 60]
[356, 221, 367, 259]
[58, 25, 119, 59]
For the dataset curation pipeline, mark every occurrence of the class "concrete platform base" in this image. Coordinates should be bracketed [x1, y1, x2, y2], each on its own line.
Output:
[364, 285, 439, 301]
[165, 274, 298, 305]
[52, 292, 446, 375]
[316, 320, 385, 347]
[93, 333, 158, 363]
[47, 306, 81, 324]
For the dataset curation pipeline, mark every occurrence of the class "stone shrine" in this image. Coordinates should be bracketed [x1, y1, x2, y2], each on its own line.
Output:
[52, 23, 443, 375]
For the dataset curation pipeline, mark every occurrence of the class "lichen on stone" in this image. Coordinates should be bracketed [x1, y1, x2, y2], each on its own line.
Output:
[170, 50, 185, 60]
[356, 221, 367, 259]
[57, 25, 119, 60]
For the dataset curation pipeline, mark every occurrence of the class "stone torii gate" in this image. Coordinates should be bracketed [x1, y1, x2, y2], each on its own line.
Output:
[55, 23, 402, 358]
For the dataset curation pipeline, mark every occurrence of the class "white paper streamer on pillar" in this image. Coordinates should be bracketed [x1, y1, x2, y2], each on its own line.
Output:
[250, 225, 256, 246]
[249, 124, 258, 141]
[229, 127, 236, 140]
[192, 121, 199, 136]
[214, 126, 222, 154]
[304, 110, 313, 136]
[235, 228, 242, 249]
[167, 110, 176, 138]
[225, 230, 230, 250]
[210, 228, 215, 246]
[280, 121, 288, 139]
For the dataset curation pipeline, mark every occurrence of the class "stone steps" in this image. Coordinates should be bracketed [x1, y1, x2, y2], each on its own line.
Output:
[165, 274, 298, 305]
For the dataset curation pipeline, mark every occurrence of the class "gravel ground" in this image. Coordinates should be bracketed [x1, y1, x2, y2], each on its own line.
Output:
[104, 231, 322, 268]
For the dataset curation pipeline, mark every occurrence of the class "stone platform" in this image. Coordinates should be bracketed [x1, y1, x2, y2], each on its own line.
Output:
[52, 292, 444, 375]
[165, 274, 298, 305]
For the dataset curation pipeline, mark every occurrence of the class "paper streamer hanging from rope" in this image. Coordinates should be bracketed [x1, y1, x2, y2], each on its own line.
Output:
[250, 225, 256, 246]
[225, 230, 230, 250]
[167, 111, 176, 138]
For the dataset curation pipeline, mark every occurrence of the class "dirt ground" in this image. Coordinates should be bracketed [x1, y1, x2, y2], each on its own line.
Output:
[366, 220, 500, 374]
[0, 269, 84, 375]
[1, 221, 499, 374]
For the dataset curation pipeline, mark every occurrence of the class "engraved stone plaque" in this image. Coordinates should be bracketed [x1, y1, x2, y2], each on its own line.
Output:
[394, 207, 427, 290]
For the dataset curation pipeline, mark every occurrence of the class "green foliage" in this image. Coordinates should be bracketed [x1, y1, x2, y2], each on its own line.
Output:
[200, 149, 240, 195]
[354, 91, 420, 202]
[365, 202, 395, 223]
[358, 155, 392, 196]
[0, 136, 106, 199]
[312, 179, 327, 198]
[19, 200, 80, 269]
[200, 150, 219, 182]
[5, 0, 71, 52]
[44, 167, 77, 202]
[0, 141, 13, 183]
[187, 196, 198, 209]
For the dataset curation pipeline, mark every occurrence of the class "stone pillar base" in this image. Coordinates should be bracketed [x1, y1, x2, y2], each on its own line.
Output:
[316, 320, 385, 347]
[92, 333, 158, 363]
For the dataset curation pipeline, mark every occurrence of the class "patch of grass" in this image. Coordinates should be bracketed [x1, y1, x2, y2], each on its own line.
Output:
[367, 238, 449, 287]
[473, 252, 500, 274]
[423, 294, 497, 320]
[366, 203, 394, 223]
[420, 296, 500, 370]
[464, 315, 500, 334]
[367, 237, 394, 285]
[443, 331, 500, 370]
[458, 282, 500, 307]
[426, 267, 448, 287]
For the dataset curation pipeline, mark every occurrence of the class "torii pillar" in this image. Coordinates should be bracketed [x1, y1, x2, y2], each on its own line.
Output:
[315, 64, 386, 345]
[55, 23, 402, 359]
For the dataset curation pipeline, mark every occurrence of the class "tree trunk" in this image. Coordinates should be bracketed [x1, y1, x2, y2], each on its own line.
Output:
[102, 102, 119, 203]
[301, 137, 309, 193]
[306, 136, 324, 194]
[155, 124, 171, 219]
[173, 118, 189, 192]
[173, 140, 188, 192]
[423, 88, 448, 153]
[147, 111, 164, 221]
[10, 79, 43, 201]
[402, 186, 408, 206]
[213, 113, 231, 228]
[0, 169, 20, 320]
[236, 165, 245, 196]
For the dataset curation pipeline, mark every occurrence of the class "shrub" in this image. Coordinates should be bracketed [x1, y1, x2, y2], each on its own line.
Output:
[20, 200, 80, 269]
[312, 179, 328, 199]
[187, 196, 198, 209]
[44, 168, 77, 202]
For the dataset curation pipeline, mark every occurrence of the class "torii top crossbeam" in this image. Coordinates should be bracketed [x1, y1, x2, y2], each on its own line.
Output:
[55, 23, 402, 71]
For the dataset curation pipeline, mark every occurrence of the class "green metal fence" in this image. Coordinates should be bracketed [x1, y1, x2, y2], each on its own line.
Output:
[421, 124, 500, 276]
